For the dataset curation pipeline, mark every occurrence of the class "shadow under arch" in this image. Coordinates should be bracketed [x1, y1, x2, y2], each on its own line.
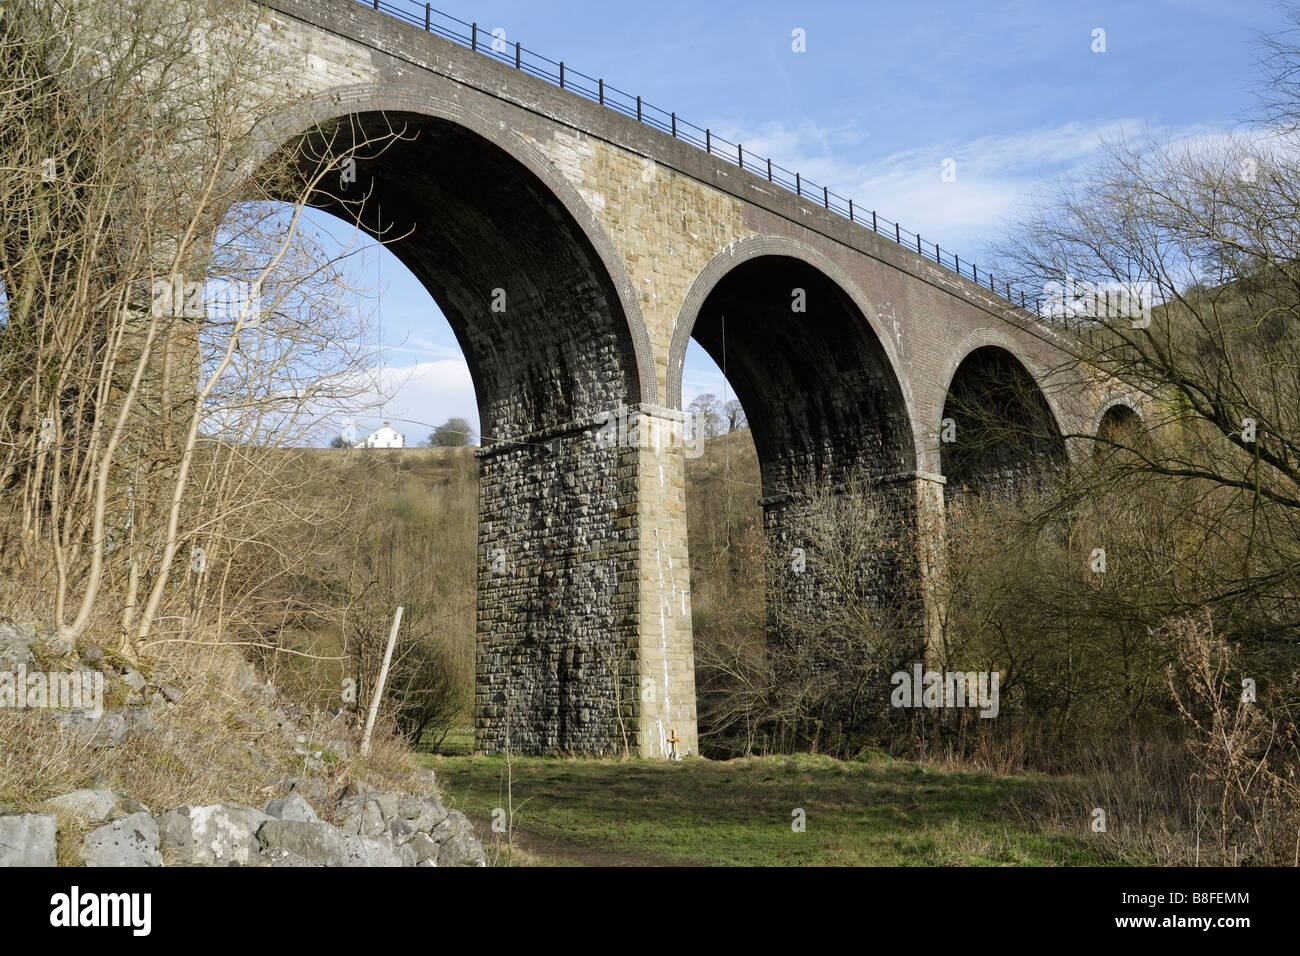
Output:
[669, 238, 917, 497]
[940, 343, 1067, 501]
[1092, 393, 1144, 437]
[239, 85, 657, 435]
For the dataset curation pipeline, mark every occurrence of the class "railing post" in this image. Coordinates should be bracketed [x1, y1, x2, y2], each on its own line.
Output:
[706, 129, 711, 153]
[767, 158, 772, 181]
[935, 242, 940, 263]
[1020, 290, 1025, 308]
[636, 96, 642, 121]
[372, 0, 377, 8]
[989, 272, 994, 291]
[515, 41, 521, 69]
[973, 265, 978, 283]
[873, 210, 877, 232]
[849, 199, 854, 222]
[917, 233, 921, 254]
[559, 61, 565, 88]
[472, 22, 477, 51]
[738, 143, 743, 168]
[955, 254, 959, 274]
[895, 222, 900, 243]
[823, 185, 829, 208]
[796, 172, 801, 196]
[671, 112, 676, 137]
[424, 3, 430, 30]
[599, 78, 604, 104]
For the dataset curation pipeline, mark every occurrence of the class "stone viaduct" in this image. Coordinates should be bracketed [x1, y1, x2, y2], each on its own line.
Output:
[225, 0, 1134, 757]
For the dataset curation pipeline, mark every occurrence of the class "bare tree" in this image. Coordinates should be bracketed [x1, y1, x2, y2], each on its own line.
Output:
[0, 0, 401, 661]
[723, 399, 748, 433]
[688, 392, 723, 440]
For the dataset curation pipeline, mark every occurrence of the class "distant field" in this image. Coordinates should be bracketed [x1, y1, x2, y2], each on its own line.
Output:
[422, 752, 1112, 867]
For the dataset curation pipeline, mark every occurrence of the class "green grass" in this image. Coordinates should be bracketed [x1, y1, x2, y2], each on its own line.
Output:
[423, 752, 1109, 866]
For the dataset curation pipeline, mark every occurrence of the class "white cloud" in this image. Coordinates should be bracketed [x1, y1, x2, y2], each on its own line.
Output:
[718, 117, 1234, 260]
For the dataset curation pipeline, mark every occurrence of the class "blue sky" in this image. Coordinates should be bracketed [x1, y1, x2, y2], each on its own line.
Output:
[315, 0, 1291, 446]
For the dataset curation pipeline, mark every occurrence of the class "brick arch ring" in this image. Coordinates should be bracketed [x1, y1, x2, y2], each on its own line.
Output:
[935, 328, 1072, 438]
[234, 81, 659, 407]
[665, 234, 921, 464]
[1090, 391, 1145, 436]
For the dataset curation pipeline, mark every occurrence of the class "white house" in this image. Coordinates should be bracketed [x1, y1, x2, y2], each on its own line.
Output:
[358, 422, 406, 449]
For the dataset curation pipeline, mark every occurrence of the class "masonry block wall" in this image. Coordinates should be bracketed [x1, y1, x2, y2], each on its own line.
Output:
[475, 427, 638, 755]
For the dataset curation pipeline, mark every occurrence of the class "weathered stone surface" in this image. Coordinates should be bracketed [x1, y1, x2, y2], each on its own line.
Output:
[0, 621, 36, 669]
[80, 812, 162, 867]
[55, 711, 128, 749]
[429, 809, 485, 867]
[157, 805, 271, 865]
[40, 789, 119, 825]
[406, 831, 440, 865]
[256, 820, 403, 867]
[264, 793, 319, 824]
[248, 845, 318, 867]
[387, 817, 415, 847]
[0, 813, 56, 867]
[397, 795, 448, 833]
[278, 776, 328, 807]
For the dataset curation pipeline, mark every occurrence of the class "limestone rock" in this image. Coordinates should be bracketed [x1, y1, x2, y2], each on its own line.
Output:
[80, 812, 162, 867]
[0, 813, 57, 867]
[431, 810, 486, 867]
[157, 804, 271, 865]
[256, 820, 403, 867]
[40, 789, 120, 825]
[0, 621, 36, 670]
[264, 793, 319, 824]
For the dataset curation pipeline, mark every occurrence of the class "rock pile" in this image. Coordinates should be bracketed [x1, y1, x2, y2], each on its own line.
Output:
[1, 778, 484, 867]
[0, 621, 486, 867]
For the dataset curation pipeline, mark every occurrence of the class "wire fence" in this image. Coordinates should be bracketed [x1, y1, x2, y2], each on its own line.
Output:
[352, 0, 1045, 315]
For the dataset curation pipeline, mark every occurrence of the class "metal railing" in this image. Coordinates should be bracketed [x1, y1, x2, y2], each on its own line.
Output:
[353, 0, 1043, 316]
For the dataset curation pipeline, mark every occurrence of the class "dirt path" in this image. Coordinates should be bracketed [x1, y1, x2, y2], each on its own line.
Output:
[464, 812, 705, 867]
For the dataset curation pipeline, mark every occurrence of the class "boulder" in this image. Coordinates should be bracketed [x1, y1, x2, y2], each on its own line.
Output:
[78, 645, 105, 665]
[80, 812, 162, 867]
[336, 782, 389, 837]
[0, 621, 36, 670]
[405, 831, 440, 865]
[432, 810, 486, 867]
[263, 793, 319, 824]
[0, 813, 57, 867]
[40, 789, 119, 825]
[256, 820, 403, 867]
[399, 795, 449, 833]
[123, 706, 156, 736]
[49, 710, 127, 749]
[157, 805, 271, 865]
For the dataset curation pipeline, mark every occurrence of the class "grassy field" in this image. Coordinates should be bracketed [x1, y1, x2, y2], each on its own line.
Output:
[421, 751, 1110, 867]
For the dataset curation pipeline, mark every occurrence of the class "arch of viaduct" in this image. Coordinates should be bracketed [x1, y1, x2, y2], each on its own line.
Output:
[232, 0, 1129, 757]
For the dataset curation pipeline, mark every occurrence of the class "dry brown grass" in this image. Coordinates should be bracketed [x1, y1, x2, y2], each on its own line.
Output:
[0, 636, 431, 861]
